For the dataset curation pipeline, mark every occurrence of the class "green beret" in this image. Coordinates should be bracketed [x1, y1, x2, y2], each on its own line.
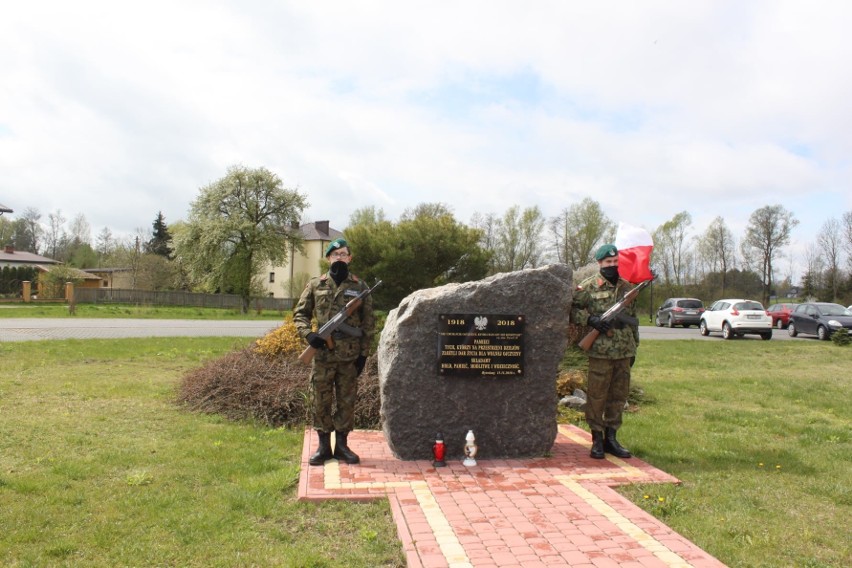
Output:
[324, 238, 348, 257]
[595, 243, 618, 261]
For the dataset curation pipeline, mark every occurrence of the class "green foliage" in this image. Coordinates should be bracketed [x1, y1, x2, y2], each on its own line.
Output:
[66, 241, 99, 268]
[0, 265, 37, 295]
[489, 205, 547, 273]
[345, 203, 490, 309]
[830, 330, 851, 346]
[171, 165, 308, 313]
[38, 266, 84, 298]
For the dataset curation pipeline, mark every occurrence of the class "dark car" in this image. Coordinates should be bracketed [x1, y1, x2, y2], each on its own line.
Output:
[766, 302, 796, 329]
[788, 302, 852, 340]
[655, 297, 705, 328]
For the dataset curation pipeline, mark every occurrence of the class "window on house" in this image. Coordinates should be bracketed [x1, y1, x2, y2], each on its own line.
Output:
[269, 272, 275, 283]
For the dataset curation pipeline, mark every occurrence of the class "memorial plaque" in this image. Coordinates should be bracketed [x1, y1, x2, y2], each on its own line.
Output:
[438, 314, 524, 376]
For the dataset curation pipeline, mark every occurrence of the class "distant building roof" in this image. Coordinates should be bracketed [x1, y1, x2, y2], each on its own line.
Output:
[0, 202, 12, 215]
[300, 220, 343, 241]
[51, 266, 102, 281]
[83, 267, 133, 274]
[0, 246, 60, 265]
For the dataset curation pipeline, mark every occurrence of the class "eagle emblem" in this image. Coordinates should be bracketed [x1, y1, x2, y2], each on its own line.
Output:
[474, 316, 488, 330]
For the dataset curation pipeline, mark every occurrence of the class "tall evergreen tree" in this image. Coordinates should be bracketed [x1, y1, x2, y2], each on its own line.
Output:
[147, 211, 173, 258]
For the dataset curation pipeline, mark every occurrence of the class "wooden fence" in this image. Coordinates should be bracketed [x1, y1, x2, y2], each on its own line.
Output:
[73, 287, 293, 311]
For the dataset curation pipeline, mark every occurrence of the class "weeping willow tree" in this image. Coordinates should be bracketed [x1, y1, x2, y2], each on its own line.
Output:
[172, 165, 307, 313]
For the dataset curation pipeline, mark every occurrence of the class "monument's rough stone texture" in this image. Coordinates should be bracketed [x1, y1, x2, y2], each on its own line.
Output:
[378, 264, 573, 460]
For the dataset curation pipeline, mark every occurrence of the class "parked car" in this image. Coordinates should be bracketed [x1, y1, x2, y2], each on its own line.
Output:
[699, 299, 773, 340]
[766, 302, 797, 329]
[654, 297, 705, 328]
[787, 302, 852, 340]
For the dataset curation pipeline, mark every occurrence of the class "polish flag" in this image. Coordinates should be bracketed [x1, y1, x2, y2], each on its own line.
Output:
[615, 222, 654, 284]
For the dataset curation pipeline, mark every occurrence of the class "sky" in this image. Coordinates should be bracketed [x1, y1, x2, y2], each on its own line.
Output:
[2, 1, 851, 282]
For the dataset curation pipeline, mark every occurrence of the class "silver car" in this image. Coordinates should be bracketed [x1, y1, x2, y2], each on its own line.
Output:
[699, 298, 773, 340]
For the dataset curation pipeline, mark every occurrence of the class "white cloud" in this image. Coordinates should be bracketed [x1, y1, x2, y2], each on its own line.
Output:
[1, 0, 850, 281]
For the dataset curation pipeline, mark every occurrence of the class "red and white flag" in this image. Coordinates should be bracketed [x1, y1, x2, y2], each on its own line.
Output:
[615, 222, 654, 284]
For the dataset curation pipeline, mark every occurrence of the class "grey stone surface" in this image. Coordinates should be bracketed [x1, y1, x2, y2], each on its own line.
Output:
[378, 264, 573, 460]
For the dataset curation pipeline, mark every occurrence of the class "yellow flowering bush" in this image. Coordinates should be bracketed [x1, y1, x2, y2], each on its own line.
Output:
[253, 318, 305, 358]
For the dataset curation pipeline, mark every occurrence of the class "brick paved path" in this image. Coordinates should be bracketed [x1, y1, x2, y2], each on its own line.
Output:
[298, 425, 727, 568]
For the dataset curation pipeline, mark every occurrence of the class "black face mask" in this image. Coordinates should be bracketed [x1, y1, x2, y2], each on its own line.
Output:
[600, 265, 620, 285]
[329, 260, 349, 285]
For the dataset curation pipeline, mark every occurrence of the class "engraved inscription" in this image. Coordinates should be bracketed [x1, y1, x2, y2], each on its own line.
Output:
[437, 314, 524, 377]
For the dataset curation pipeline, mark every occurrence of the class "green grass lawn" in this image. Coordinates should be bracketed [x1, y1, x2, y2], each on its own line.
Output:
[1, 337, 849, 567]
[622, 340, 850, 568]
[0, 338, 404, 568]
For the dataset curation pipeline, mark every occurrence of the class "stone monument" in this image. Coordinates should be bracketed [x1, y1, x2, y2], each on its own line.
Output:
[378, 263, 573, 460]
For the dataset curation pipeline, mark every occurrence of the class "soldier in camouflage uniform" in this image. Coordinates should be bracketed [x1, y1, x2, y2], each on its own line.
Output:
[293, 238, 375, 466]
[570, 243, 639, 459]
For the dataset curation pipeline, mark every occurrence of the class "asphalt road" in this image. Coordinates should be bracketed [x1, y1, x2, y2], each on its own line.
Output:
[1, 318, 798, 342]
[639, 323, 796, 341]
[0, 318, 282, 342]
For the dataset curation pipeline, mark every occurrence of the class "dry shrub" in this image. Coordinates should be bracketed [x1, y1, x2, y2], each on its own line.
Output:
[556, 369, 587, 398]
[177, 347, 311, 427]
[177, 324, 382, 429]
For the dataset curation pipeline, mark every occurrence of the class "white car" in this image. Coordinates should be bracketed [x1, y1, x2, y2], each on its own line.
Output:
[699, 299, 773, 340]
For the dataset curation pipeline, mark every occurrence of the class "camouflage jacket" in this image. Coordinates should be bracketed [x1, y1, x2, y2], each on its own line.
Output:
[570, 274, 640, 360]
[293, 272, 375, 363]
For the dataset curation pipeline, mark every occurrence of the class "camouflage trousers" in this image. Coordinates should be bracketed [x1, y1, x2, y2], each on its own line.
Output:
[585, 357, 631, 432]
[310, 360, 359, 433]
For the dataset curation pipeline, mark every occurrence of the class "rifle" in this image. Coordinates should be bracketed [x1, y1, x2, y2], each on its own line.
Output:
[298, 280, 382, 365]
[578, 278, 653, 352]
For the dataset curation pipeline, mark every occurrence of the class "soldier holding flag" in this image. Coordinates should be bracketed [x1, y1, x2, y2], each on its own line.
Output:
[571, 223, 652, 459]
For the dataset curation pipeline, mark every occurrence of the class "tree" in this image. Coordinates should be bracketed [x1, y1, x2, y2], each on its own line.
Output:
[67, 242, 99, 268]
[843, 210, 852, 271]
[490, 206, 547, 273]
[68, 213, 92, 246]
[136, 253, 180, 290]
[64, 213, 94, 267]
[696, 216, 736, 296]
[816, 217, 843, 301]
[0, 216, 13, 246]
[741, 205, 799, 306]
[652, 211, 693, 289]
[549, 198, 614, 269]
[171, 165, 307, 312]
[146, 211, 173, 258]
[44, 210, 67, 260]
[801, 243, 825, 300]
[344, 203, 489, 308]
[95, 227, 115, 260]
[12, 207, 42, 253]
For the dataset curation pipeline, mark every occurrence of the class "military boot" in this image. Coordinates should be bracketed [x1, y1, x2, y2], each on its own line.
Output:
[308, 431, 333, 466]
[590, 430, 605, 459]
[604, 427, 632, 458]
[333, 430, 360, 464]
